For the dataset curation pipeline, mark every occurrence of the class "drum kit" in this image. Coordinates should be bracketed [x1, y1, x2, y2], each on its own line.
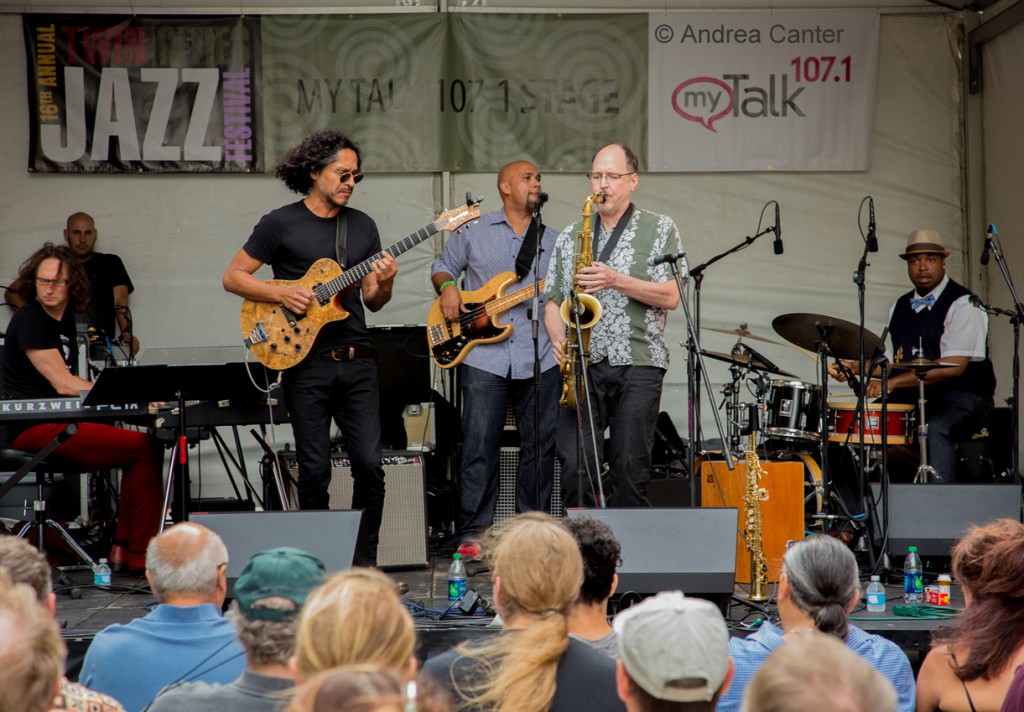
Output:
[703, 314, 955, 517]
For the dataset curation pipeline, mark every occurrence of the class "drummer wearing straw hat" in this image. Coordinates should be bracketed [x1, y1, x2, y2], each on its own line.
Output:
[830, 229, 995, 482]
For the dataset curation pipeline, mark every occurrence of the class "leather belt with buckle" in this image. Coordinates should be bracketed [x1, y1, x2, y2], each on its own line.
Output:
[319, 346, 375, 362]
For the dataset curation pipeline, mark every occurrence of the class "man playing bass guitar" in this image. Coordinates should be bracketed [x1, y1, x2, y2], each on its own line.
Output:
[430, 160, 559, 561]
[223, 129, 395, 558]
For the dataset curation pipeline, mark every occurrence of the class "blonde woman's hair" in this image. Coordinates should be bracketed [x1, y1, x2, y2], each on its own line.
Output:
[451, 512, 584, 712]
[0, 574, 66, 712]
[294, 568, 415, 677]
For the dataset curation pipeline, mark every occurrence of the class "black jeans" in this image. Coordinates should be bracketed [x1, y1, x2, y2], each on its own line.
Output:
[282, 358, 386, 546]
[557, 362, 665, 507]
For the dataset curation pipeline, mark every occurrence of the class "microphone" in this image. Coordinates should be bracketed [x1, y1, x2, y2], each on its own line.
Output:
[648, 252, 685, 267]
[981, 223, 996, 266]
[773, 202, 783, 255]
[534, 192, 549, 207]
[867, 197, 878, 253]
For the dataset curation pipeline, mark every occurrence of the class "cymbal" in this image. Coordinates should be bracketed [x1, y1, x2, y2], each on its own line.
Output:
[701, 349, 796, 378]
[892, 358, 958, 372]
[772, 313, 880, 361]
[705, 323, 782, 345]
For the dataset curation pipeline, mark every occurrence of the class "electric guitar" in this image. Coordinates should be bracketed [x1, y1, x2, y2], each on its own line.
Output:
[241, 197, 482, 370]
[426, 270, 545, 369]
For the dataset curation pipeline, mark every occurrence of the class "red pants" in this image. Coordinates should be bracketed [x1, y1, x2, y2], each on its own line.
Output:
[13, 422, 165, 557]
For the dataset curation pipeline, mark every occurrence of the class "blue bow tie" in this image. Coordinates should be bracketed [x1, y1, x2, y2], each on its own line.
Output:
[910, 294, 936, 310]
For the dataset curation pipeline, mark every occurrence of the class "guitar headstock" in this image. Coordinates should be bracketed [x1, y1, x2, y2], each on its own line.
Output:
[436, 195, 484, 232]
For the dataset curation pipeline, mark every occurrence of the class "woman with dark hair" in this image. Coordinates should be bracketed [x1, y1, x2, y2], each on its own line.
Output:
[916, 519, 1024, 712]
[2, 243, 164, 571]
[422, 512, 624, 712]
[717, 535, 915, 712]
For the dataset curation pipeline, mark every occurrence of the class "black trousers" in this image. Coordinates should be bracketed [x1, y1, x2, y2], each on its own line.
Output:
[282, 357, 386, 546]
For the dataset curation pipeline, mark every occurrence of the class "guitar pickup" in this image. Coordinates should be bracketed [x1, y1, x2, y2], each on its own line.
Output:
[244, 322, 268, 348]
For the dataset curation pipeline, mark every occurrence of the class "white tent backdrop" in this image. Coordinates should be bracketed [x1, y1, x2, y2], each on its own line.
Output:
[0, 12, 976, 496]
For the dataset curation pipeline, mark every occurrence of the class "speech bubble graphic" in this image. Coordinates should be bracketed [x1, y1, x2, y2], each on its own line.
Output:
[671, 77, 734, 133]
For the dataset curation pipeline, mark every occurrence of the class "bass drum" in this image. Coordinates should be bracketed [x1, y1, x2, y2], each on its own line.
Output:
[764, 380, 822, 443]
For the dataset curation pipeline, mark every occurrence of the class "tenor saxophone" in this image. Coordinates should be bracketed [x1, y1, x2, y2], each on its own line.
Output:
[558, 193, 605, 409]
[745, 430, 770, 602]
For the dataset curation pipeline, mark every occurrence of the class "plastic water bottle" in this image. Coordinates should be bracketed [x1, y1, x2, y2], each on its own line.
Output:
[904, 546, 923, 604]
[866, 575, 886, 612]
[448, 552, 467, 602]
[93, 558, 111, 588]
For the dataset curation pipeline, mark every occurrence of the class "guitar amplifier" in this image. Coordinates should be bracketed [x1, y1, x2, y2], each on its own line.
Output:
[278, 450, 429, 569]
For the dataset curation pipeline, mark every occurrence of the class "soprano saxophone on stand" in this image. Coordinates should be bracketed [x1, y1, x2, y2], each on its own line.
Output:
[558, 193, 605, 409]
[745, 428, 770, 602]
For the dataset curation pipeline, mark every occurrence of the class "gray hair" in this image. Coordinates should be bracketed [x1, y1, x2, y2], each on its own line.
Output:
[146, 523, 228, 600]
[782, 536, 859, 641]
[227, 598, 298, 666]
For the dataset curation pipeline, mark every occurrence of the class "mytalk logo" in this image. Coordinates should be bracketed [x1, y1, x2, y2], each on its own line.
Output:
[672, 74, 805, 133]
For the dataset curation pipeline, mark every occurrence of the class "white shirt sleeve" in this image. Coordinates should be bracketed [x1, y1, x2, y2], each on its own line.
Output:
[940, 294, 989, 360]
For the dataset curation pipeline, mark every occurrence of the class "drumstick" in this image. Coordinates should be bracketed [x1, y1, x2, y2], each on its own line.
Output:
[828, 391, 857, 399]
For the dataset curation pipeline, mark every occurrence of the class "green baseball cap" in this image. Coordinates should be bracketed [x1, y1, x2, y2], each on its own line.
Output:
[233, 547, 327, 621]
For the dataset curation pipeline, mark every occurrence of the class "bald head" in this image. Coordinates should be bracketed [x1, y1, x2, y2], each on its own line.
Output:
[497, 160, 543, 216]
[64, 212, 97, 259]
[146, 523, 229, 603]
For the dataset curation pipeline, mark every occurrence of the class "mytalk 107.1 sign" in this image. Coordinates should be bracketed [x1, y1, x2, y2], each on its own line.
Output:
[25, 16, 262, 174]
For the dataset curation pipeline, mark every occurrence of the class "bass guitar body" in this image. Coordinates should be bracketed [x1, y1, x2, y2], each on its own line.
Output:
[240, 258, 351, 371]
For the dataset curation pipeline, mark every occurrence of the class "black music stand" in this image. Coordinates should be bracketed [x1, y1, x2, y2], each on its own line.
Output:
[84, 362, 279, 522]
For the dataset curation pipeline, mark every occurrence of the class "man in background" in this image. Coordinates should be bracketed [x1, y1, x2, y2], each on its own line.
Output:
[564, 515, 621, 657]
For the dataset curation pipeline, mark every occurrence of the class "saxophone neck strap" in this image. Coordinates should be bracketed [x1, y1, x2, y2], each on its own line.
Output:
[596, 203, 634, 263]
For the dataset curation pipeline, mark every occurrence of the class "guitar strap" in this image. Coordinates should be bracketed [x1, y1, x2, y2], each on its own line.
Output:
[596, 203, 634, 263]
[513, 217, 540, 282]
[334, 209, 349, 268]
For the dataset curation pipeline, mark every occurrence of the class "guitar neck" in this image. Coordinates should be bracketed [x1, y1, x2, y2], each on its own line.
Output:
[318, 223, 440, 302]
[485, 280, 545, 316]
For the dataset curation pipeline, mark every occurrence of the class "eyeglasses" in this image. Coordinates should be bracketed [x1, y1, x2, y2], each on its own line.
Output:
[587, 171, 636, 183]
[333, 169, 364, 184]
[35, 278, 69, 287]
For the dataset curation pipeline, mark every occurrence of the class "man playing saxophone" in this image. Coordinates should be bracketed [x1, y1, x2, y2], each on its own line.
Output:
[543, 143, 683, 507]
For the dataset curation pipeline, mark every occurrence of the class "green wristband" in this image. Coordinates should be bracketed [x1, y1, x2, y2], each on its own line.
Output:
[438, 279, 458, 295]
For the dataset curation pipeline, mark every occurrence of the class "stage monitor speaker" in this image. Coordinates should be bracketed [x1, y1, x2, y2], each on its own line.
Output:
[190, 510, 367, 595]
[279, 450, 429, 570]
[870, 483, 1022, 556]
[566, 507, 738, 612]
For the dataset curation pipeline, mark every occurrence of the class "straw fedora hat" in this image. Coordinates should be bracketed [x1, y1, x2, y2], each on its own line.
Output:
[900, 229, 951, 260]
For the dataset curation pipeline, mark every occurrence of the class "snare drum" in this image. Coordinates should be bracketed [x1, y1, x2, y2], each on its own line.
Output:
[827, 402, 916, 446]
[764, 380, 821, 442]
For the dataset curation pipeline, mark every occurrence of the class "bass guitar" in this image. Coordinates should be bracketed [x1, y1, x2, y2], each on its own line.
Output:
[426, 271, 545, 369]
[241, 196, 482, 370]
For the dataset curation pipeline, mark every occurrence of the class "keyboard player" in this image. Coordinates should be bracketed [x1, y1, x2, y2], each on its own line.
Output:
[2, 244, 162, 572]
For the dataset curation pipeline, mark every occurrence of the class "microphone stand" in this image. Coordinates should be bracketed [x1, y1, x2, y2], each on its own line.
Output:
[852, 210, 873, 516]
[981, 230, 1023, 479]
[670, 255, 734, 507]
[568, 290, 608, 507]
[529, 204, 545, 512]
[687, 225, 775, 484]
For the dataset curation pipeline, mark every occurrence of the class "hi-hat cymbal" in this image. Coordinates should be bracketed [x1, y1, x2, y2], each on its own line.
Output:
[705, 323, 782, 345]
[772, 313, 880, 361]
[892, 358, 958, 372]
[701, 349, 795, 378]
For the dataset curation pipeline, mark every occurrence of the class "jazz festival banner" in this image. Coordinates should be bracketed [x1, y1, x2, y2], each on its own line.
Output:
[24, 15, 262, 173]
[647, 10, 880, 171]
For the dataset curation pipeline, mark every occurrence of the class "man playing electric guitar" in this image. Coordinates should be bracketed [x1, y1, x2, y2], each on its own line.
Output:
[430, 160, 559, 561]
[223, 129, 395, 558]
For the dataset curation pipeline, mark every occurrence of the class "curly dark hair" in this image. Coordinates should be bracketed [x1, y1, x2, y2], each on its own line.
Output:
[934, 519, 1024, 681]
[563, 515, 622, 606]
[274, 129, 363, 195]
[10, 243, 90, 313]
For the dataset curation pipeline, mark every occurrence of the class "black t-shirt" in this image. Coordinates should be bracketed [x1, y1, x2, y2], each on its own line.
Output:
[242, 201, 382, 351]
[2, 299, 79, 400]
[82, 252, 134, 339]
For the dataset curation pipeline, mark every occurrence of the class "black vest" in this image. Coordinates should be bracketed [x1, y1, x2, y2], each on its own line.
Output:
[888, 279, 995, 400]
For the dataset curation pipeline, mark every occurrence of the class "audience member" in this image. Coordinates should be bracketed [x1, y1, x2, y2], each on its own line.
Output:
[741, 631, 897, 712]
[1001, 664, 1024, 712]
[0, 570, 65, 712]
[285, 665, 451, 712]
[614, 591, 733, 712]
[80, 523, 246, 712]
[563, 515, 622, 656]
[422, 512, 625, 712]
[917, 519, 1024, 712]
[717, 535, 914, 712]
[290, 567, 417, 682]
[0, 537, 125, 711]
[148, 547, 327, 712]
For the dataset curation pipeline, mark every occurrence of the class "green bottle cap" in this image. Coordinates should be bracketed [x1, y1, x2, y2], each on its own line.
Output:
[453, 553, 462, 560]
[908, 546, 918, 552]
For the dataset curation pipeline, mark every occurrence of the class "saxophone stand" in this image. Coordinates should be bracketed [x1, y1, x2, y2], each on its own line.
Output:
[668, 255, 735, 502]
